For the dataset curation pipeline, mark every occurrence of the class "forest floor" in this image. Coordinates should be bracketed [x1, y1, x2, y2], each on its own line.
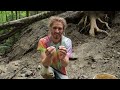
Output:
[0, 12, 120, 79]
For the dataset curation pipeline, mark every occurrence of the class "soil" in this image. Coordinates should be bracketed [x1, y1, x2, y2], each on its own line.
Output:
[0, 12, 120, 79]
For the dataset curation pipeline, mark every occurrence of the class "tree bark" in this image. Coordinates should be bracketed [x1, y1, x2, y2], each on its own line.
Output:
[0, 26, 27, 43]
[26, 11, 29, 17]
[1, 11, 3, 22]
[11, 11, 14, 20]
[15, 11, 18, 20]
[18, 11, 21, 19]
[5, 11, 8, 22]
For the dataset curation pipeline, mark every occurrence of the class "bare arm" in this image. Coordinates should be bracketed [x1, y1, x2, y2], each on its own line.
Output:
[40, 52, 51, 67]
[40, 46, 56, 67]
[58, 46, 69, 67]
[60, 55, 69, 67]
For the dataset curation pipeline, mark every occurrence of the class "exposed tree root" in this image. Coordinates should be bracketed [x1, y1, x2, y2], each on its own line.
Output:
[78, 12, 111, 37]
[89, 14, 109, 37]
[78, 15, 90, 33]
[97, 18, 111, 30]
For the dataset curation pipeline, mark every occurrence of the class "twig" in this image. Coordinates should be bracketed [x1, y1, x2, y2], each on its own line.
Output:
[6, 65, 27, 79]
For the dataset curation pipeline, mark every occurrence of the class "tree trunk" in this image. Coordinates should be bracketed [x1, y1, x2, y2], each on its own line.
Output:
[15, 11, 17, 20]
[0, 11, 3, 23]
[26, 11, 29, 17]
[11, 11, 14, 20]
[0, 11, 65, 30]
[5, 11, 8, 22]
[18, 11, 21, 19]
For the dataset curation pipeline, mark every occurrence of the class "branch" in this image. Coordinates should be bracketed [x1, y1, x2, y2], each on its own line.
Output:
[97, 18, 111, 30]
[6, 65, 27, 79]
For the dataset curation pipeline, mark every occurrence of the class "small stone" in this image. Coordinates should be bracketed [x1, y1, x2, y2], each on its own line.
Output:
[0, 56, 2, 59]
[117, 52, 120, 55]
[71, 65, 76, 69]
[94, 54, 103, 60]
[14, 62, 19, 66]
[25, 70, 33, 77]
[37, 65, 41, 70]
[20, 74, 25, 77]
[79, 64, 84, 68]
[0, 69, 3, 74]
[103, 60, 109, 64]
[14, 76, 27, 79]
[117, 66, 120, 69]
[69, 53, 78, 60]
[78, 75, 88, 79]
[91, 64, 96, 69]
[104, 58, 110, 60]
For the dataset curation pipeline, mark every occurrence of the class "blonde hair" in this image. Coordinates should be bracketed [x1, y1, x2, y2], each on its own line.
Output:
[48, 16, 67, 30]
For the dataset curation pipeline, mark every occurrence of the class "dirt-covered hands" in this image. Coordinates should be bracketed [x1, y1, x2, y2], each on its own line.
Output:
[42, 46, 56, 67]
[45, 46, 56, 58]
[58, 46, 69, 67]
[58, 46, 67, 60]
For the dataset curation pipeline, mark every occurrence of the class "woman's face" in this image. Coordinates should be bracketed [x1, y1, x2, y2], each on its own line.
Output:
[50, 21, 64, 40]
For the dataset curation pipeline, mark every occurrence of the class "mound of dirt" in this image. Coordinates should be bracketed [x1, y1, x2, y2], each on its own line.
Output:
[67, 24, 120, 79]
